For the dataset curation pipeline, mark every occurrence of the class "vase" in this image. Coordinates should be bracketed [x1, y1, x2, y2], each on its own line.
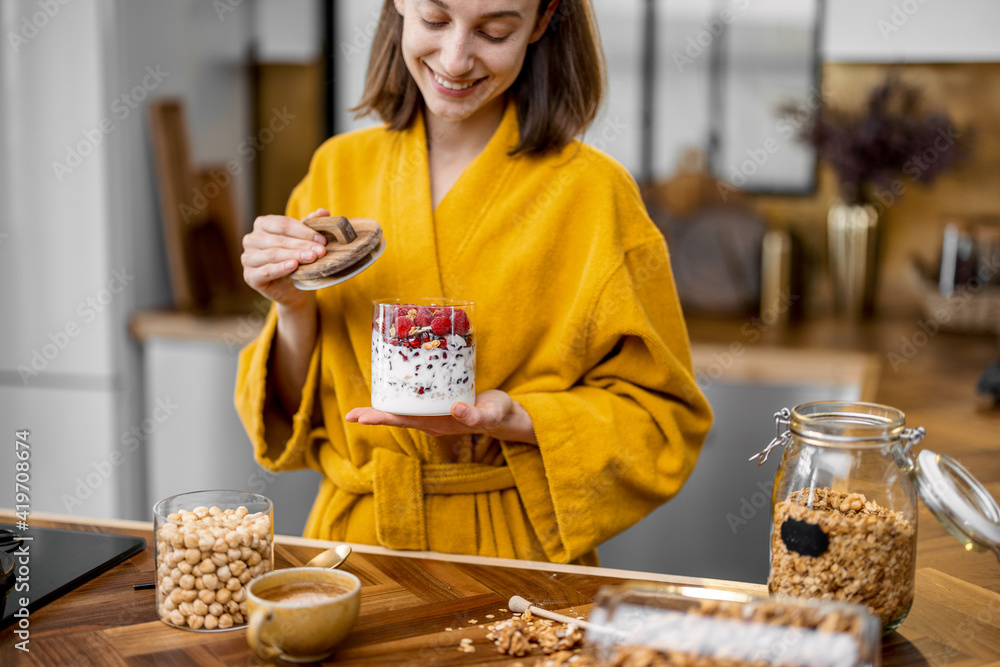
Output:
[827, 202, 879, 319]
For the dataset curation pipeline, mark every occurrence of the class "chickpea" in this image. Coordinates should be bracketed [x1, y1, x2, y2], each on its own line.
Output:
[160, 576, 176, 593]
[180, 589, 198, 603]
[202, 573, 219, 591]
[198, 589, 215, 605]
[169, 587, 184, 604]
[204, 614, 219, 630]
[187, 614, 204, 630]
[211, 552, 228, 568]
[218, 613, 234, 629]
[192, 599, 208, 616]
[185, 548, 201, 565]
[229, 560, 246, 578]
[247, 551, 261, 567]
[179, 574, 195, 590]
[226, 577, 241, 592]
[169, 610, 185, 626]
[216, 565, 231, 582]
[209, 602, 225, 617]
[225, 600, 239, 615]
[239, 546, 254, 562]
[231, 587, 246, 603]
[232, 612, 244, 625]
[177, 561, 193, 575]
[238, 570, 252, 585]
[215, 588, 232, 605]
[178, 601, 193, 617]
[199, 558, 216, 575]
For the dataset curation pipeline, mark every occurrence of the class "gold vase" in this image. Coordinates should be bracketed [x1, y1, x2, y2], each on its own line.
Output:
[827, 202, 879, 319]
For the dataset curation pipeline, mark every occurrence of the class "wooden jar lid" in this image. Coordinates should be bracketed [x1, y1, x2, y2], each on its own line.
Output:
[291, 217, 384, 289]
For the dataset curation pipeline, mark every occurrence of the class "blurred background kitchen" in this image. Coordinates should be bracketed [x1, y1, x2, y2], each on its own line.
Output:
[1, 0, 998, 585]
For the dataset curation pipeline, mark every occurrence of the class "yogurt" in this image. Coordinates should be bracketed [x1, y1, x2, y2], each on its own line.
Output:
[371, 301, 476, 415]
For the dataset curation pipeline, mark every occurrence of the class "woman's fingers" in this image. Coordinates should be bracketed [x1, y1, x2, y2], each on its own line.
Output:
[252, 214, 329, 246]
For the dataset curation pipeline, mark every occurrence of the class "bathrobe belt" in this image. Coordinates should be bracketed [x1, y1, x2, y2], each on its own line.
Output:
[318, 444, 516, 551]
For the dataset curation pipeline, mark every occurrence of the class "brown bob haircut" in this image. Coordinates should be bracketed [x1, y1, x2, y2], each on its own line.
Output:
[352, 0, 605, 156]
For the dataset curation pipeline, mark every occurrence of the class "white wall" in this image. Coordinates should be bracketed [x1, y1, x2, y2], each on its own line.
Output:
[0, 0, 258, 520]
[825, 0, 1000, 63]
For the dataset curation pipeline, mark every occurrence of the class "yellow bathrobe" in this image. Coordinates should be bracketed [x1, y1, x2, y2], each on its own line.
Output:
[235, 103, 712, 565]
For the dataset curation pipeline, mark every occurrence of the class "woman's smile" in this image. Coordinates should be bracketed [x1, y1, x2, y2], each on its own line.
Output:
[427, 65, 485, 96]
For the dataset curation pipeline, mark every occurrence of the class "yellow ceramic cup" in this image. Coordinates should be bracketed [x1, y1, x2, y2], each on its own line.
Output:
[246, 567, 361, 663]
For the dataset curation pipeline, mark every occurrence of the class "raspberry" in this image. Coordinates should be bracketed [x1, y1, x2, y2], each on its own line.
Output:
[432, 308, 450, 318]
[452, 309, 471, 335]
[430, 316, 451, 336]
[395, 316, 414, 338]
[415, 307, 434, 327]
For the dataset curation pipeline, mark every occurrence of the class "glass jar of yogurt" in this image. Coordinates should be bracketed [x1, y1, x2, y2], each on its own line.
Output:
[371, 298, 476, 415]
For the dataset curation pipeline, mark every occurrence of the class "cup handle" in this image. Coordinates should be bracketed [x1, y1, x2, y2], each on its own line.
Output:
[247, 606, 283, 660]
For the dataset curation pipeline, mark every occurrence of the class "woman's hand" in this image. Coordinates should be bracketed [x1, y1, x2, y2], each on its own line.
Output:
[346, 390, 537, 444]
[241, 209, 331, 308]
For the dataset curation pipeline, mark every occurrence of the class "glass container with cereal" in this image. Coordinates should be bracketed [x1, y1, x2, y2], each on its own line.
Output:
[752, 401, 1000, 633]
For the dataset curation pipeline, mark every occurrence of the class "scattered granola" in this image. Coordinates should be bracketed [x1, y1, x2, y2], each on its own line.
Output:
[770, 487, 915, 627]
[486, 609, 585, 659]
[457, 637, 476, 654]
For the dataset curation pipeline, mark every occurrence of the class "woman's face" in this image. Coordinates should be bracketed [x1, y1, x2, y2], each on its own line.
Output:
[394, 0, 553, 125]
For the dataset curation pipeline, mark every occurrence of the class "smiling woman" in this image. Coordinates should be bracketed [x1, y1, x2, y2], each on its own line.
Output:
[235, 0, 712, 565]
[355, 0, 603, 159]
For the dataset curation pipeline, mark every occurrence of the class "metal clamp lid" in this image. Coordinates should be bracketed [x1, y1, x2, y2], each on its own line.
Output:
[749, 408, 791, 466]
[750, 406, 1000, 561]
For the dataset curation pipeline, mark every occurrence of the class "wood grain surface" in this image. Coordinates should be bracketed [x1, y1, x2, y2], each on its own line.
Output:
[291, 217, 383, 282]
[1, 512, 998, 666]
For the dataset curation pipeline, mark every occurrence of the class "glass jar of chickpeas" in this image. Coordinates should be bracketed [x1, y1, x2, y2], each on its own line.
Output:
[153, 490, 274, 631]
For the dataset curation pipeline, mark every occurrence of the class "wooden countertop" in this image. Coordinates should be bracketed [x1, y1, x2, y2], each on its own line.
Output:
[23, 314, 1000, 664]
[1, 509, 998, 665]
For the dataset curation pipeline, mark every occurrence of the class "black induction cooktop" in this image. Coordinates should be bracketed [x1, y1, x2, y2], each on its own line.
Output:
[0, 523, 145, 629]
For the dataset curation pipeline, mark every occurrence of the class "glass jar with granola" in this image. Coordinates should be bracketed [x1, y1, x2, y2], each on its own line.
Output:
[753, 401, 1000, 634]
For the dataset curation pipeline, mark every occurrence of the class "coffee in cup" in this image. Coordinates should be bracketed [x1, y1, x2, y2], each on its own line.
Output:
[247, 567, 361, 662]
